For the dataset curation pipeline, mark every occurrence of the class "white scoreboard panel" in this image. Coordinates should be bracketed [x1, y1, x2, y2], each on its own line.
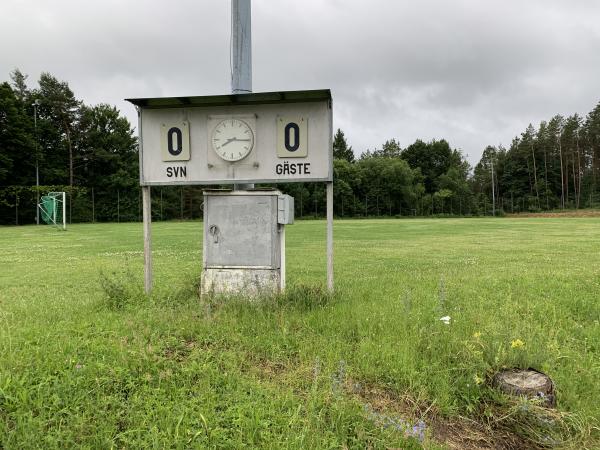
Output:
[128, 90, 332, 185]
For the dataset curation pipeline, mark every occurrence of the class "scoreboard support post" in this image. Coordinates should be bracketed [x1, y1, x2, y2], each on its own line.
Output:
[327, 181, 334, 293]
[142, 186, 153, 293]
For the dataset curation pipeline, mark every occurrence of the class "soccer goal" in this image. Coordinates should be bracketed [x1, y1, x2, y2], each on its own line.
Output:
[39, 192, 66, 230]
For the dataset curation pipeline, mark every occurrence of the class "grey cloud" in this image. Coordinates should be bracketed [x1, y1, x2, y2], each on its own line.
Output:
[2, 0, 599, 166]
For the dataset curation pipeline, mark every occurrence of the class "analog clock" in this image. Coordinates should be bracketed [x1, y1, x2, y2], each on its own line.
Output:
[211, 118, 254, 162]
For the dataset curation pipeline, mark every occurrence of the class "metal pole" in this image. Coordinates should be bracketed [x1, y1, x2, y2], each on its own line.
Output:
[142, 186, 152, 293]
[62, 192, 66, 230]
[326, 182, 334, 292]
[280, 225, 286, 291]
[33, 100, 40, 225]
[231, 0, 252, 95]
[491, 159, 496, 216]
[232, 0, 254, 190]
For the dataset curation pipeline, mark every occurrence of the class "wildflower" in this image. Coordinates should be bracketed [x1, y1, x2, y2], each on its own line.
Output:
[473, 331, 482, 339]
[439, 315, 451, 325]
[331, 360, 346, 394]
[473, 374, 484, 385]
[511, 339, 525, 349]
[363, 403, 426, 442]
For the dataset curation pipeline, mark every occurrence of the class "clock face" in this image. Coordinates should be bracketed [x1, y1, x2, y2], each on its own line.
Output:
[211, 118, 254, 162]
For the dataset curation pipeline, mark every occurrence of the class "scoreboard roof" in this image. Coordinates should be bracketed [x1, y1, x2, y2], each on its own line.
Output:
[126, 89, 332, 110]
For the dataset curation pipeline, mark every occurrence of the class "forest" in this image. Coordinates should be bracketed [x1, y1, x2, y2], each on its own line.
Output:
[1, 69, 600, 224]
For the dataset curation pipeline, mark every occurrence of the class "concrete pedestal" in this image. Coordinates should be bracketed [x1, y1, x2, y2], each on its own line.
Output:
[201, 267, 280, 297]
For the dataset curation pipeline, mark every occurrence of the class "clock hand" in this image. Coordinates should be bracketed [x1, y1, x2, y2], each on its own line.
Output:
[222, 137, 251, 146]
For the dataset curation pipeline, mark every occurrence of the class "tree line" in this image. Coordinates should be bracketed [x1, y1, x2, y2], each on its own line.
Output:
[472, 107, 600, 212]
[1, 69, 599, 224]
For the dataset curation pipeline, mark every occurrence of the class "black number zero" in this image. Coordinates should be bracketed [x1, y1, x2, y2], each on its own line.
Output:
[284, 122, 300, 152]
[167, 127, 183, 156]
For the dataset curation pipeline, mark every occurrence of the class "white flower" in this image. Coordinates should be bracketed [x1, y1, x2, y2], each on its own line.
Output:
[439, 315, 451, 325]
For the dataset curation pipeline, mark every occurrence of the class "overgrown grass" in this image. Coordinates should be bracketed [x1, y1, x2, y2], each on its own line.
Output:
[0, 218, 599, 448]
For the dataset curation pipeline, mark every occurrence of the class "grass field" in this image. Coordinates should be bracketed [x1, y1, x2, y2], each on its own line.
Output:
[1, 218, 599, 449]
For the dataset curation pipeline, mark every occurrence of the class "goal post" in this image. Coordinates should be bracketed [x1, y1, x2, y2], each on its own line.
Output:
[39, 191, 66, 230]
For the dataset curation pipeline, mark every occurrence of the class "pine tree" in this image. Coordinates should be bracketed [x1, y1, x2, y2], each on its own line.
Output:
[332, 129, 355, 162]
[0, 82, 35, 185]
[37, 73, 81, 189]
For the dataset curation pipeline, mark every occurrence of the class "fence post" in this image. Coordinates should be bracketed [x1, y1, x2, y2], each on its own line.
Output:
[180, 187, 184, 220]
[15, 192, 18, 225]
[117, 190, 120, 223]
[92, 187, 95, 223]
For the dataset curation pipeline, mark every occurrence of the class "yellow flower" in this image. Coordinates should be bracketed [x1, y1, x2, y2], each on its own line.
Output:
[473, 331, 482, 339]
[511, 339, 525, 349]
[473, 374, 484, 385]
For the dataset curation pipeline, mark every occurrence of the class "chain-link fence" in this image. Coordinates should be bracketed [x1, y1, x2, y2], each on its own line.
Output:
[0, 185, 207, 225]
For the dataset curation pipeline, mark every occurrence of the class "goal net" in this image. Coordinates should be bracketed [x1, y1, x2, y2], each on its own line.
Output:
[39, 192, 66, 230]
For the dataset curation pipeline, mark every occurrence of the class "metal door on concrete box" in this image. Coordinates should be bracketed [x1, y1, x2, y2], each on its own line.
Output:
[203, 192, 280, 269]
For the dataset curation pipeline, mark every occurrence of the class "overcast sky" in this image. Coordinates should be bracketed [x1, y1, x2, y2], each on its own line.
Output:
[2, 0, 599, 165]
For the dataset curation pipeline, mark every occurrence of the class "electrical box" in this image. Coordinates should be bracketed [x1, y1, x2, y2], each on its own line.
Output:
[277, 195, 294, 225]
[201, 189, 291, 296]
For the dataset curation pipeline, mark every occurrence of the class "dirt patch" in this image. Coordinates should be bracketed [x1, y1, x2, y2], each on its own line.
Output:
[507, 209, 600, 218]
[162, 339, 199, 361]
[242, 357, 545, 449]
[347, 379, 534, 450]
[251, 356, 289, 379]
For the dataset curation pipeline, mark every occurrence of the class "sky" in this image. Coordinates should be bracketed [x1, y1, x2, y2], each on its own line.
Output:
[2, 0, 599, 166]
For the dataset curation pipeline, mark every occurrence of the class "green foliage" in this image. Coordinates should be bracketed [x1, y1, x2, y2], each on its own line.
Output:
[276, 283, 333, 311]
[279, 133, 472, 218]
[475, 101, 600, 213]
[0, 70, 140, 224]
[2, 67, 600, 225]
[332, 128, 354, 162]
[0, 82, 34, 186]
[98, 268, 144, 310]
[401, 139, 464, 194]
